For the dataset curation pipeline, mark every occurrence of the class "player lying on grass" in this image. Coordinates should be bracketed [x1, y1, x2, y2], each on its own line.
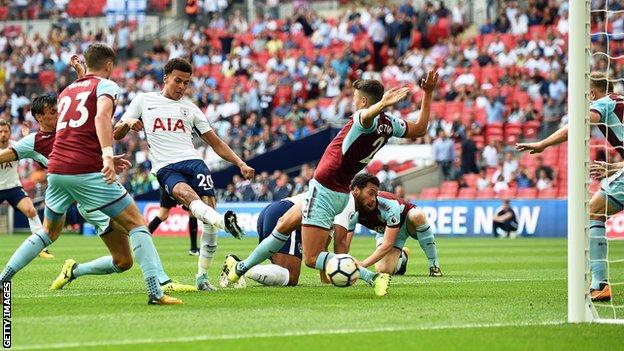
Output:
[0, 43, 182, 305]
[222, 70, 439, 296]
[113, 57, 255, 291]
[0, 70, 196, 295]
[517, 72, 615, 302]
[0, 119, 53, 259]
[334, 174, 441, 276]
[222, 193, 340, 288]
[147, 188, 200, 256]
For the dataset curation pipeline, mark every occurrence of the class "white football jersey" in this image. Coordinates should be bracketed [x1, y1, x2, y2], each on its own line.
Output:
[121, 92, 213, 173]
[0, 141, 22, 190]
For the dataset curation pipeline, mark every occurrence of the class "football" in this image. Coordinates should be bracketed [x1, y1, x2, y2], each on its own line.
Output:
[325, 254, 360, 287]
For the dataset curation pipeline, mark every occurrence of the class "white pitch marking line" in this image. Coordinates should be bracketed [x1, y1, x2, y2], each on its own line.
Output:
[11, 320, 566, 350]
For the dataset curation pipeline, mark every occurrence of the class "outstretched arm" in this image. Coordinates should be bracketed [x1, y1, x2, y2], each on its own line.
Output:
[200, 130, 255, 179]
[69, 55, 86, 79]
[358, 226, 400, 268]
[404, 69, 439, 138]
[517, 111, 601, 154]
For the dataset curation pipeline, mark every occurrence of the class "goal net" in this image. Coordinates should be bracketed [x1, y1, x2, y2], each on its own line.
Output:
[570, 0, 624, 323]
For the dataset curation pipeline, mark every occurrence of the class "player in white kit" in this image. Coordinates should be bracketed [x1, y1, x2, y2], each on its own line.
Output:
[114, 57, 255, 291]
[0, 119, 52, 258]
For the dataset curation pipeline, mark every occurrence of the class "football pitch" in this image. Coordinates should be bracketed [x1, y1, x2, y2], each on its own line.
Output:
[2, 235, 623, 350]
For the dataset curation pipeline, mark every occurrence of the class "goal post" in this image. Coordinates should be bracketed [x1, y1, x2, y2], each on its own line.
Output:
[568, 0, 592, 323]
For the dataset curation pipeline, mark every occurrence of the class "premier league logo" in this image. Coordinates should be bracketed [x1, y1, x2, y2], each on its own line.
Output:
[180, 107, 189, 117]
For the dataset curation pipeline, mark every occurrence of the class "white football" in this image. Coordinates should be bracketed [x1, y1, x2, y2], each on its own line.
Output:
[325, 254, 360, 287]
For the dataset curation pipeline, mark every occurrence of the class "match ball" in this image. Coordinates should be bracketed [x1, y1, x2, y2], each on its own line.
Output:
[326, 254, 360, 287]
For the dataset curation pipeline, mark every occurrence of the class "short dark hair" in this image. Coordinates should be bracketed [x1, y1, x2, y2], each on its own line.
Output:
[590, 72, 614, 94]
[0, 119, 9, 130]
[353, 79, 384, 104]
[164, 57, 193, 75]
[31, 94, 58, 118]
[84, 43, 116, 70]
[350, 173, 381, 190]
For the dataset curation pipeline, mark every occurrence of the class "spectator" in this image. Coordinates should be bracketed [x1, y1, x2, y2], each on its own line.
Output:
[536, 170, 552, 190]
[541, 97, 563, 138]
[377, 164, 398, 186]
[502, 151, 518, 181]
[476, 169, 491, 190]
[515, 168, 533, 188]
[223, 183, 243, 202]
[256, 183, 273, 202]
[432, 130, 456, 180]
[493, 174, 509, 194]
[273, 174, 293, 200]
[482, 140, 500, 168]
[534, 156, 555, 181]
[492, 199, 518, 238]
[394, 184, 406, 199]
[460, 130, 479, 174]
[486, 96, 505, 123]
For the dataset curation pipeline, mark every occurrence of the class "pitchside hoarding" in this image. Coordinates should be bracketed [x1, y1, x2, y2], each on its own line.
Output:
[75, 199, 623, 238]
[103, 199, 624, 238]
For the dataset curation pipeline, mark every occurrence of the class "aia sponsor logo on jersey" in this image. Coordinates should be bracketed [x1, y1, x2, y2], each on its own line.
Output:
[0, 163, 13, 170]
[152, 118, 186, 132]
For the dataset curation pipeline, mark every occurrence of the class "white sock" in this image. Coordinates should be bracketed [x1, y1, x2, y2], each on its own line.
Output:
[197, 224, 217, 277]
[244, 264, 290, 286]
[28, 215, 43, 234]
[189, 200, 224, 229]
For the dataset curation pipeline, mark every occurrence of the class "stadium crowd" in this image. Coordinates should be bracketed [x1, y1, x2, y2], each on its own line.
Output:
[0, 0, 607, 202]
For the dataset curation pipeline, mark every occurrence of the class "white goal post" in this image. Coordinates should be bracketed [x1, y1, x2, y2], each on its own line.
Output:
[568, 0, 592, 323]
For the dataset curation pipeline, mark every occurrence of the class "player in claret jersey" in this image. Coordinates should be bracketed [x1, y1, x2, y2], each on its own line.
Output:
[114, 57, 255, 291]
[334, 174, 442, 277]
[0, 118, 52, 259]
[0, 90, 196, 294]
[222, 70, 439, 296]
[517, 72, 623, 302]
[0, 43, 181, 305]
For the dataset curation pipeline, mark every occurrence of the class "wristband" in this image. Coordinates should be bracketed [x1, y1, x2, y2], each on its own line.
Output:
[102, 146, 114, 157]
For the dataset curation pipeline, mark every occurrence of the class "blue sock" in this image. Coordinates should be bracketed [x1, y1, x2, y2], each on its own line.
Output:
[237, 230, 290, 275]
[415, 222, 439, 267]
[73, 256, 122, 278]
[589, 220, 608, 290]
[314, 251, 335, 271]
[358, 266, 376, 284]
[129, 226, 163, 298]
[0, 232, 52, 282]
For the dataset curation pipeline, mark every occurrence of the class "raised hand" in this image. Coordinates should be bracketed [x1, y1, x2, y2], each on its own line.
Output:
[69, 54, 85, 79]
[421, 69, 439, 94]
[381, 87, 410, 107]
[239, 163, 255, 180]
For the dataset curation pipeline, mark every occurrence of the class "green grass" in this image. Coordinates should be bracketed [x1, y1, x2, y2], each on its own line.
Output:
[2, 235, 623, 350]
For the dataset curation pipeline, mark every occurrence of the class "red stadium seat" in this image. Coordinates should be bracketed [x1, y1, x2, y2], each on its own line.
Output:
[420, 187, 439, 199]
[517, 188, 538, 199]
[441, 181, 459, 191]
[475, 187, 496, 199]
[38, 70, 56, 87]
[538, 188, 558, 199]
[523, 120, 541, 140]
[496, 188, 517, 199]
[457, 188, 477, 199]
[0, 7, 8, 21]
[367, 160, 383, 175]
